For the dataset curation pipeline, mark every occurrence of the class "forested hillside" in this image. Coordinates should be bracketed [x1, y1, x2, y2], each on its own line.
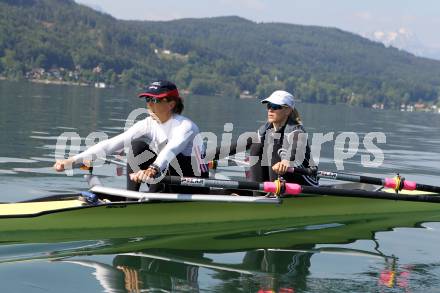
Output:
[1, 0, 440, 108]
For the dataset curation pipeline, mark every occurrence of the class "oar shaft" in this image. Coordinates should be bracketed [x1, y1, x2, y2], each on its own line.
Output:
[91, 186, 280, 204]
[209, 159, 440, 194]
[318, 171, 384, 186]
[290, 168, 383, 185]
[301, 186, 440, 203]
[416, 183, 440, 193]
[162, 176, 440, 203]
[291, 168, 440, 194]
[163, 176, 302, 196]
[162, 176, 264, 191]
[104, 158, 126, 167]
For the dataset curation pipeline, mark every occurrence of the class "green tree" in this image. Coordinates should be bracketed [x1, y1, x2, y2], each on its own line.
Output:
[256, 77, 285, 98]
[174, 66, 192, 88]
[189, 78, 220, 95]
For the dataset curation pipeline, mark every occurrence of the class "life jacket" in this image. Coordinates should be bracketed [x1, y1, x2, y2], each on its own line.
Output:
[249, 117, 319, 187]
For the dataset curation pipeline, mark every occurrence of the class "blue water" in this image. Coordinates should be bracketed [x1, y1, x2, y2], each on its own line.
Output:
[1, 80, 440, 292]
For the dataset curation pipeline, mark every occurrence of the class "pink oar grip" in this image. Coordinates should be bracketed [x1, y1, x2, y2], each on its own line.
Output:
[403, 180, 417, 190]
[384, 178, 397, 189]
[263, 182, 277, 193]
[285, 183, 302, 195]
[262, 182, 302, 195]
[384, 178, 417, 191]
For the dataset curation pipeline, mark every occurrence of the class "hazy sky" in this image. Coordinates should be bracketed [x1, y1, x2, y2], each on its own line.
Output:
[75, 0, 440, 49]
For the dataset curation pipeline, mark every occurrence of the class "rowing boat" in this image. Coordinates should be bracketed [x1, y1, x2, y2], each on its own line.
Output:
[2, 177, 440, 249]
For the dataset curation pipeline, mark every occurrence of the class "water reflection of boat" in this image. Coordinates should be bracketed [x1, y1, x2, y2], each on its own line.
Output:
[0, 217, 431, 291]
[57, 246, 400, 293]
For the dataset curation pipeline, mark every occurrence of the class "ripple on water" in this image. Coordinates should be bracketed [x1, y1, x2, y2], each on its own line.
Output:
[0, 240, 107, 264]
[0, 157, 38, 164]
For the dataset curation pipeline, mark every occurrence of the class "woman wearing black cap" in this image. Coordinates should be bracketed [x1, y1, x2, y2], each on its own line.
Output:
[54, 80, 208, 193]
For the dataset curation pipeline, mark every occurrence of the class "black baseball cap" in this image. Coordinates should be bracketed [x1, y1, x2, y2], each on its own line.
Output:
[138, 80, 180, 99]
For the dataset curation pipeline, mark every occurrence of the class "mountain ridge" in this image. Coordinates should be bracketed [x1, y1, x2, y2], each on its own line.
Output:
[1, 0, 439, 108]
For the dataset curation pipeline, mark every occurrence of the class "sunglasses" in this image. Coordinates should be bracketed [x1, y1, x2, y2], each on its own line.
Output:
[266, 102, 287, 110]
[145, 97, 165, 104]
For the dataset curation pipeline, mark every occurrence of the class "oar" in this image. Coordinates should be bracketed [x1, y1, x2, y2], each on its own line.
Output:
[288, 168, 440, 194]
[210, 158, 440, 194]
[161, 176, 440, 203]
[88, 157, 440, 194]
[90, 186, 281, 204]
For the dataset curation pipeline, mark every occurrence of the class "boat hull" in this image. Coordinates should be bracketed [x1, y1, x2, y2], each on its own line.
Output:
[2, 195, 440, 249]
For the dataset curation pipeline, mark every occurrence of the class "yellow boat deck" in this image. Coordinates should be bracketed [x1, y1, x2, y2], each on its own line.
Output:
[0, 199, 85, 217]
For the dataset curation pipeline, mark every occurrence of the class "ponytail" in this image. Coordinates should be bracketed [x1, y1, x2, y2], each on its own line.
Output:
[167, 97, 184, 114]
[289, 108, 302, 125]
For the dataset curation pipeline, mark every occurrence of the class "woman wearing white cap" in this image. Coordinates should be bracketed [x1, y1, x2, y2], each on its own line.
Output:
[248, 90, 319, 189]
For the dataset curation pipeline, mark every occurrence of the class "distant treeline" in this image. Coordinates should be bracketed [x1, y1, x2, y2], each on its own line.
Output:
[1, 0, 440, 108]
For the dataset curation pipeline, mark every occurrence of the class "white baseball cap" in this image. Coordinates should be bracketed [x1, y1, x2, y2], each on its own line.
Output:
[261, 90, 295, 109]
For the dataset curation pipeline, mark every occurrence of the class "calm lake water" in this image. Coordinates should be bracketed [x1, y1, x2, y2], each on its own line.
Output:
[1, 80, 440, 292]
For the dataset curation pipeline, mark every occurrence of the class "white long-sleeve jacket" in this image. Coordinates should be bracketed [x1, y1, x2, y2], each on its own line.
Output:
[72, 114, 204, 172]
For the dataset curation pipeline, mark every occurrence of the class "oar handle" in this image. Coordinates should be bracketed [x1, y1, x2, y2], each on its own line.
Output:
[383, 176, 440, 193]
[263, 182, 302, 195]
[383, 177, 416, 190]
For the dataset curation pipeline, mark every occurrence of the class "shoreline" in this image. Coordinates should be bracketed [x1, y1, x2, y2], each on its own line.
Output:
[1, 78, 439, 114]
[29, 79, 89, 86]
